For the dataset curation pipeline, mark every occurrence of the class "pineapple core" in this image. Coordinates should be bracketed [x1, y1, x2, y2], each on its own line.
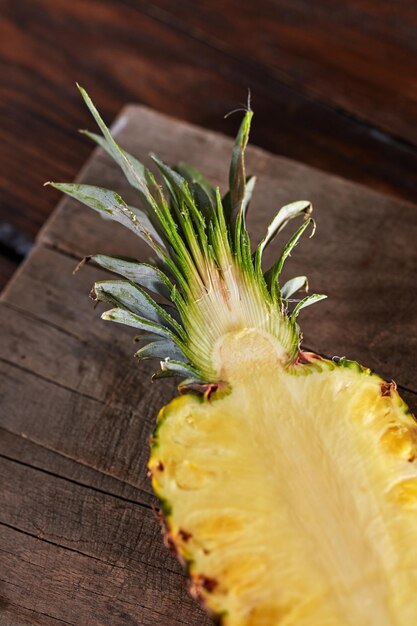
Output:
[150, 330, 417, 626]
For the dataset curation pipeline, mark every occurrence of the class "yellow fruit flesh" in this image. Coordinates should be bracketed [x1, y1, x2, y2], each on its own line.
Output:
[149, 330, 417, 625]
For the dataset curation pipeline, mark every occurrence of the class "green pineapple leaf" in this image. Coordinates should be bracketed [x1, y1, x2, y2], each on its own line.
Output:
[134, 338, 187, 362]
[48, 182, 165, 258]
[93, 280, 184, 336]
[89, 255, 173, 300]
[265, 218, 316, 302]
[77, 85, 153, 206]
[281, 276, 309, 300]
[227, 108, 254, 229]
[153, 359, 202, 380]
[254, 200, 312, 276]
[176, 162, 217, 208]
[222, 174, 256, 226]
[290, 293, 328, 323]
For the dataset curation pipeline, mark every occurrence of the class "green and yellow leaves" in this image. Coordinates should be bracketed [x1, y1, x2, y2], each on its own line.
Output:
[255, 200, 312, 273]
[265, 217, 316, 302]
[290, 293, 327, 323]
[176, 162, 217, 213]
[50, 87, 327, 379]
[77, 85, 151, 205]
[134, 338, 186, 362]
[281, 276, 309, 300]
[227, 108, 254, 228]
[92, 280, 182, 335]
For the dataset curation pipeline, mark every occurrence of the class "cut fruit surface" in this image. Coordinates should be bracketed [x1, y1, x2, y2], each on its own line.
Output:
[150, 331, 417, 626]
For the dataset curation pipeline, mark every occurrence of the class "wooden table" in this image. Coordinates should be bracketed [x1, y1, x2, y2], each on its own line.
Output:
[1, 103, 416, 625]
[2, 1, 417, 290]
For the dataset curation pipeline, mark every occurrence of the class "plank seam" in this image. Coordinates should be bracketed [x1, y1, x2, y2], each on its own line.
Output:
[40, 238, 83, 264]
[0, 355, 101, 404]
[72, 582, 192, 624]
[0, 452, 152, 510]
[0, 520, 185, 583]
[0, 351, 164, 413]
[0, 425, 153, 501]
[1, 299, 88, 343]
[0, 598, 75, 626]
[0, 520, 111, 565]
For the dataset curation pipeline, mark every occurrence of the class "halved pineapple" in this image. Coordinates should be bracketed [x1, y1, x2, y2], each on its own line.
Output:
[151, 337, 417, 625]
[51, 87, 417, 625]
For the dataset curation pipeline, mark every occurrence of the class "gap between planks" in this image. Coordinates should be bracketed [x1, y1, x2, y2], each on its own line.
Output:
[0, 450, 152, 511]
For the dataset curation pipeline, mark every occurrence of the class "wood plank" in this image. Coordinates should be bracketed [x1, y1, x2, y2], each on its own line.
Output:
[0, 245, 138, 342]
[36, 105, 417, 391]
[0, 525, 209, 626]
[0, 432, 211, 624]
[0, 248, 176, 492]
[0, 278, 166, 393]
[0, 605, 67, 626]
[0, 428, 148, 507]
[0, 357, 159, 496]
[0, 456, 167, 573]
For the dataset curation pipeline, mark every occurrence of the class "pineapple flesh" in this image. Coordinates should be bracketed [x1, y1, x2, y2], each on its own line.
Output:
[151, 344, 417, 625]
[50, 87, 417, 625]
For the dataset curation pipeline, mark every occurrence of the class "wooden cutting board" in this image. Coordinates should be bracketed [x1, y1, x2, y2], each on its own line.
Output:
[1, 105, 416, 626]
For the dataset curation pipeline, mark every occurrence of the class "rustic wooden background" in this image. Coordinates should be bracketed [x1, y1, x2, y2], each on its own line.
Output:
[1, 2, 417, 625]
[2, 0, 417, 290]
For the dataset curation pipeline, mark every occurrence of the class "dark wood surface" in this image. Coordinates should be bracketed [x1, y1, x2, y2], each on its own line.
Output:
[0, 103, 416, 625]
[2, 0, 417, 289]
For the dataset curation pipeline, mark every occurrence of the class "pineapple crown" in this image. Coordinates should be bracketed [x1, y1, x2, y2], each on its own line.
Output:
[48, 86, 326, 384]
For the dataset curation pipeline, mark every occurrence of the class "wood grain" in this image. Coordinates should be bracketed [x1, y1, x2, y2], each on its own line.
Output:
[2, 0, 417, 290]
[1, 103, 416, 625]
[0, 427, 150, 506]
[149, 0, 417, 144]
[0, 525, 209, 626]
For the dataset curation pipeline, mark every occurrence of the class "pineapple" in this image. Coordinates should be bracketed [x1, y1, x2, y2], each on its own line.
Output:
[49, 86, 417, 626]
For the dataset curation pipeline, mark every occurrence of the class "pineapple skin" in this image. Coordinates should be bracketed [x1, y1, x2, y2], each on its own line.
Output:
[149, 333, 417, 626]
